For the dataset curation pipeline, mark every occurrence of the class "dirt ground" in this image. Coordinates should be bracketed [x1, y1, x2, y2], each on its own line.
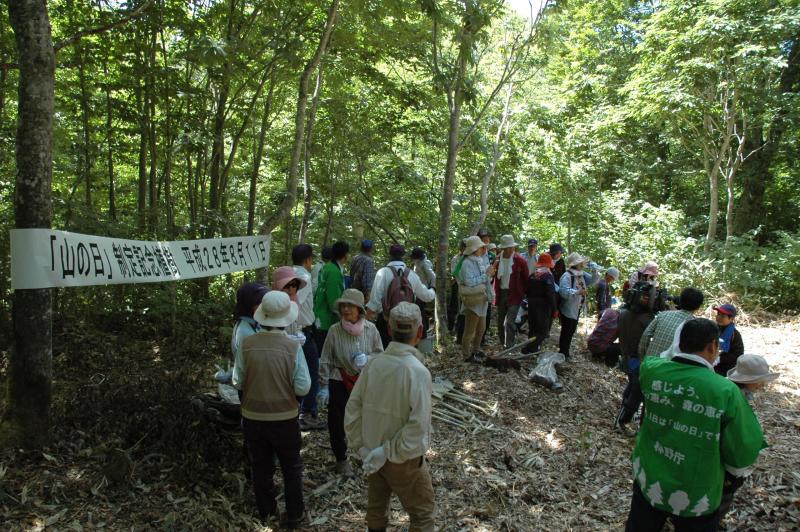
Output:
[1, 312, 799, 531]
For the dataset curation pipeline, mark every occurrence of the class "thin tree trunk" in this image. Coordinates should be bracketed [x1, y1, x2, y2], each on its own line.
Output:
[4, 0, 56, 450]
[135, 67, 147, 232]
[260, 0, 338, 235]
[299, 66, 324, 243]
[248, 72, 276, 236]
[471, 79, 513, 235]
[146, 32, 158, 235]
[103, 58, 116, 220]
[78, 45, 92, 210]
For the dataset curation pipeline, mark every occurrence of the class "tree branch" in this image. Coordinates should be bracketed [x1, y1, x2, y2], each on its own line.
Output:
[54, 1, 154, 52]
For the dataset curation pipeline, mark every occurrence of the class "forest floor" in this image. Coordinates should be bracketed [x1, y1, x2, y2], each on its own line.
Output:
[2, 311, 800, 531]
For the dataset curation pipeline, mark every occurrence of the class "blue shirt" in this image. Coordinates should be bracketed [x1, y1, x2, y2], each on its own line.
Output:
[558, 269, 599, 320]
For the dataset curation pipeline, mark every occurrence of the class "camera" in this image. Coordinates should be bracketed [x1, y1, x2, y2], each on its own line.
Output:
[623, 281, 675, 314]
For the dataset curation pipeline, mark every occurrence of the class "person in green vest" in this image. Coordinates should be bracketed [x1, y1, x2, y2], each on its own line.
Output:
[313, 241, 350, 353]
[625, 318, 766, 531]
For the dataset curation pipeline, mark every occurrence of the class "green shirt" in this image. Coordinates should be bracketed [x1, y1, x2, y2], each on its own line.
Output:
[632, 356, 766, 517]
[314, 260, 345, 331]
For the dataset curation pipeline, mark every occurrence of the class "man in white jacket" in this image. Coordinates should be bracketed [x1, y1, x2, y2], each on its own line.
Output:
[345, 302, 434, 532]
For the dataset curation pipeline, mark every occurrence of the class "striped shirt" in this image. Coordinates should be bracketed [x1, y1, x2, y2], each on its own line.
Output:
[320, 320, 384, 382]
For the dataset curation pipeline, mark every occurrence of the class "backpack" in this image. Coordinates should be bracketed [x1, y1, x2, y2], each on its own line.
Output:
[382, 266, 415, 315]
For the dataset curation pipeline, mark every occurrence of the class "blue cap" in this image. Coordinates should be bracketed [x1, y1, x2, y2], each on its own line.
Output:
[549, 243, 564, 254]
[714, 304, 737, 317]
[527, 238, 538, 247]
[361, 239, 374, 252]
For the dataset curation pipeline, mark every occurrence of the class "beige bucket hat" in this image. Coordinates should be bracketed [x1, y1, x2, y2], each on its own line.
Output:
[463, 235, 487, 256]
[334, 288, 366, 312]
[498, 235, 518, 249]
[727, 354, 780, 384]
[254, 291, 299, 327]
[566, 252, 588, 268]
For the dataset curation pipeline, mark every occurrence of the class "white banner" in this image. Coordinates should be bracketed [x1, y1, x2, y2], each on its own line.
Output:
[10, 229, 271, 289]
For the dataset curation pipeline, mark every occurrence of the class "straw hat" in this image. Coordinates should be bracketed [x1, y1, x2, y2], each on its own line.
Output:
[254, 291, 299, 327]
[498, 235, 518, 249]
[463, 235, 487, 256]
[566, 252, 588, 268]
[727, 354, 780, 384]
[335, 288, 366, 312]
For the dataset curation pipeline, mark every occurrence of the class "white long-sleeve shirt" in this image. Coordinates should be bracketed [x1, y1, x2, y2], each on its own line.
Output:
[366, 261, 435, 314]
[344, 341, 432, 464]
[292, 265, 315, 328]
[413, 258, 436, 288]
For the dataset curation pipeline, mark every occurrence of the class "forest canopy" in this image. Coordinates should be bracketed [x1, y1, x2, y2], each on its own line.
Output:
[1, 0, 799, 325]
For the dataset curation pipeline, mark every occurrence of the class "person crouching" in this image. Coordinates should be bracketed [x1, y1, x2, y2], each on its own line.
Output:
[345, 301, 435, 532]
[233, 291, 311, 528]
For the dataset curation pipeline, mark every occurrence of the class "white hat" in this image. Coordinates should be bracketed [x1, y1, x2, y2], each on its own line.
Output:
[727, 354, 780, 384]
[463, 235, 487, 256]
[254, 291, 299, 328]
[566, 252, 588, 268]
[606, 267, 620, 281]
[498, 234, 518, 249]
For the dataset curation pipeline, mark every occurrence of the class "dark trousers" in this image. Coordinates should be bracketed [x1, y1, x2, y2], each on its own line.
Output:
[617, 367, 643, 425]
[376, 313, 392, 349]
[455, 314, 465, 344]
[482, 304, 492, 344]
[416, 300, 429, 339]
[558, 315, 579, 357]
[300, 327, 320, 417]
[592, 343, 622, 367]
[328, 379, 351, 461]
[526, 300, 552, 353]
[447, 283, 459, 332]
[242, 417, 304, 520]
[625, 481, 720, 532]
[315, 328, 328, 355]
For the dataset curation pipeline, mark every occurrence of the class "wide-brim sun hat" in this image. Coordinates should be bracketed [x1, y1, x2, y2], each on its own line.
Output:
[272, 265, 307, 292]
[254, 290, 299, 327]
[727, 354, 780, 384]
[566, 252, 588, 268]
[640, 261, 659, 276]
[463, 235, 487, 256]
[498, 234, 518, 249]
[335, 288, 366, 313]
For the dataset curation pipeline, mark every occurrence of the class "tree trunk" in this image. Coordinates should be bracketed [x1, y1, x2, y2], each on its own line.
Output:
[135, 69, 147, 232]
[78, 45, 92, 210]
[248, 72, 276, 236]
[146, 32, 158, 235]
[433, 51, 468, 345]
[103, 58, 116, 220]
[471, 79, 513, 235]
[735, 33, 800, 235]
[3, 0, 55, 450]
[260, 0, 338, 236]
[299, 66, 324, 243]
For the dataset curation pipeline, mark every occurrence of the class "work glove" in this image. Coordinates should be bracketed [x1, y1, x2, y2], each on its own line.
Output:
[317, 386, 330, 407]
[358, 447, 371, 461]
[627, 357, 640, 371]
[351, 352, 368, 370]
[362, 446, 387, 476]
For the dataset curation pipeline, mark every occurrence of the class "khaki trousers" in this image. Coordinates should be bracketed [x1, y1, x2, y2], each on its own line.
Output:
[366, 457, 435, 531]
[462, 309, 486, 357]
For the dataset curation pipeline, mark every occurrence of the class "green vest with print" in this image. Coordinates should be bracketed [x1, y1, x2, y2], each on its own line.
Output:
[631, 356, 766, 517]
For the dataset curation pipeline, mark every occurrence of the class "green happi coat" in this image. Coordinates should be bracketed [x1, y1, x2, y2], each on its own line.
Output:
[632, 356, 766, 517]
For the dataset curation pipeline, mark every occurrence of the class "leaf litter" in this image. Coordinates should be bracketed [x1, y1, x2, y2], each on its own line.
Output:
[1, 313, 799, 530]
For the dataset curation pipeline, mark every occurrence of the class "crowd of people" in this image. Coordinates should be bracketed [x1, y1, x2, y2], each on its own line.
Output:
[226, 231, 780, 531]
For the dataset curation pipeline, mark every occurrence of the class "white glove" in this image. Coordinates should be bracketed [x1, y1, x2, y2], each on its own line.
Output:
[358, 447, 371, 460]
[317, 386, 330, 407]
[351, 352, 368, 369]
[362, 446, 387, 476]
